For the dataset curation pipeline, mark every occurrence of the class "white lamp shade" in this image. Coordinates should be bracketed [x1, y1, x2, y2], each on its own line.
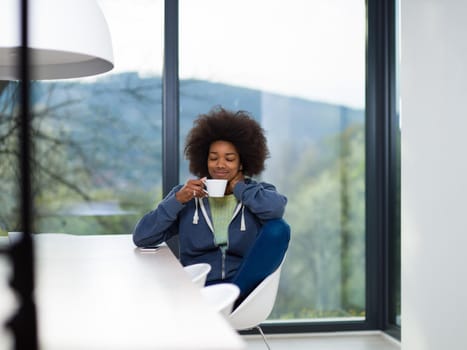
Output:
[0, 0, 114, 80]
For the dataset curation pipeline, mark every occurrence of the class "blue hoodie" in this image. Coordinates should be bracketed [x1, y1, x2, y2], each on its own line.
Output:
[132, 178, 287, 283]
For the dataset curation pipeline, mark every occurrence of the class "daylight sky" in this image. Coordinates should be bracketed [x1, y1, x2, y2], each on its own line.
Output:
[97, 0, 365, 109]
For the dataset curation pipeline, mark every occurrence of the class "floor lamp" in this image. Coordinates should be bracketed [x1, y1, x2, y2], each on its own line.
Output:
[0, 1, 114, 349]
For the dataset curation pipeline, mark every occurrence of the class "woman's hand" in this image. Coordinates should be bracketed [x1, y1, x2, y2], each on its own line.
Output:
[226, 171, 244, 195]
[175, 177, 207, 204]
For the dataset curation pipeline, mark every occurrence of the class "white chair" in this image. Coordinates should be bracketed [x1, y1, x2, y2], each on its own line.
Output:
[200, 283, 240, 317]
[228, 256, 286, 350]
[183, 263, 211, 288]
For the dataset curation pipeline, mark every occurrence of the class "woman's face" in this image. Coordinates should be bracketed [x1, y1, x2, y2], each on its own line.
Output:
[207, 140, 241, 181]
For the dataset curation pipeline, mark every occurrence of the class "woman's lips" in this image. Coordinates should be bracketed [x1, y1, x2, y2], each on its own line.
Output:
[212, 171, 229, 178]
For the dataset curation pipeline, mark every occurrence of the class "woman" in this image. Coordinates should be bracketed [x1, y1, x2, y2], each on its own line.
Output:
[132, 107, 290, 303]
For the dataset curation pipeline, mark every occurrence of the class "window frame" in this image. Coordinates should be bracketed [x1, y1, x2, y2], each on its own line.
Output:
[160, 0, 400, 338]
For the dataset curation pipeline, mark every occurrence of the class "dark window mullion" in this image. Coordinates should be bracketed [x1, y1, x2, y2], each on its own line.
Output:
[162, 0, 180, 256]
[162, 0, 180, 197]
[366, 0, 394, 332]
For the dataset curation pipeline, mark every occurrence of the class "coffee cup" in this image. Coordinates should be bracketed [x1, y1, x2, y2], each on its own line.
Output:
[204, 179, 228, 197]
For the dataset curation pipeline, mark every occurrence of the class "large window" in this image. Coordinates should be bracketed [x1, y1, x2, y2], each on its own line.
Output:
[0, 0, 400, 339]
[0, 0, 164, 236]
[179, 0, 366, 321]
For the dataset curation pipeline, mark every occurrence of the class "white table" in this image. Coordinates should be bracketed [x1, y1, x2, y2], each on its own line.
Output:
[11, 233, 245, 350]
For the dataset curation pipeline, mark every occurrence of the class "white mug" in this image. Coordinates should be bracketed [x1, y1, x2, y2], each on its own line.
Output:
[204, 179, 228, 197]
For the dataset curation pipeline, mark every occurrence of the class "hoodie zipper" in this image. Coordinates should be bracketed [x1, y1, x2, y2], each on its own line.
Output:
[221, 245, 227, 280]
[198, 198, 242, 280]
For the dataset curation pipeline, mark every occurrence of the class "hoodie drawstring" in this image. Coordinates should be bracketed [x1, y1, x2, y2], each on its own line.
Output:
[194, 198, 246, 231]
[240, 205, 246, 231]
[192, 197, 199, 224]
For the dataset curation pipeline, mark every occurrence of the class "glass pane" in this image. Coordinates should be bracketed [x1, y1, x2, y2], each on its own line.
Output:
[0, 81, 20, 236]
[180, 0, 366, 320]
[29, 0, 164, 235]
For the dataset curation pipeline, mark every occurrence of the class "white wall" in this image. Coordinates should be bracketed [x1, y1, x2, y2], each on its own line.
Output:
[401, 1, 467, 349]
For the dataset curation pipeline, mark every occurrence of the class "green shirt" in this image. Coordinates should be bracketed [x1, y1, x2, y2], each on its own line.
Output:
[208, 194, 238, 246]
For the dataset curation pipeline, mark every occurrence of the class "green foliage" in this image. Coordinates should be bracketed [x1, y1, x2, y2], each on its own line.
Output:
[271, 123, 365, 319]
[1, 78, 162, 234]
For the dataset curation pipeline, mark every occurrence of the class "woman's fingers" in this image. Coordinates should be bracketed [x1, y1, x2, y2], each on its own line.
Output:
[188, 178, 207, 198]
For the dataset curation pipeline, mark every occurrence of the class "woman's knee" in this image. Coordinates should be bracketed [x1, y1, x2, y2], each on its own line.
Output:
[261, 218, 291, 246]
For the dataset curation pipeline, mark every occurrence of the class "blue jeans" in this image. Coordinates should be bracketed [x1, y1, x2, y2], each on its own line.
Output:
[230, 218, 290, 302]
